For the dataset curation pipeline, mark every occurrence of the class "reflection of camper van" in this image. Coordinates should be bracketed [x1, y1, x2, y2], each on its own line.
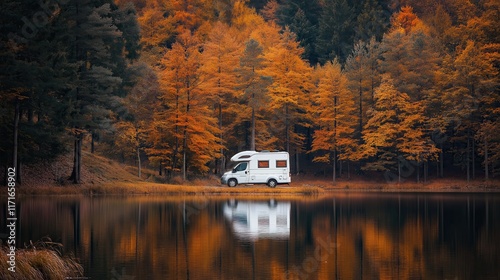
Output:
[220, 150, 291, 187]
[223, 200, 291, 240]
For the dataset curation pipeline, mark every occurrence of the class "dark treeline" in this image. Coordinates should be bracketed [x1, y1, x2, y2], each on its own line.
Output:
[1, 0, 499, 185]
[1, 0, 140, 183]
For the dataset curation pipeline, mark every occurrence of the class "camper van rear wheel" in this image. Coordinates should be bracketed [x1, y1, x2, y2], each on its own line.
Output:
[228, 179, 238, 187]
[267, 179, 277, 188]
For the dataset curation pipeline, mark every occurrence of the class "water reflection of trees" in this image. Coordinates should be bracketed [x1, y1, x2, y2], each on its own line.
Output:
[6, 195, 499, 279]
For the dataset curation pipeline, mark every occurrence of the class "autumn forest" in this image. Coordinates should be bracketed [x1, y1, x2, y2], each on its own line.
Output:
[1, 0, 499, 184]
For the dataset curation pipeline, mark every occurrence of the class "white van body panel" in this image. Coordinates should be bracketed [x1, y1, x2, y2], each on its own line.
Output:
[221, 151, 291, 187]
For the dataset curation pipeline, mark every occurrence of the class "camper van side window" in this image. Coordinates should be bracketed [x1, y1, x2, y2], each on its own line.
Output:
[258, 161, 269, 168]
[276, 160, 287, 168]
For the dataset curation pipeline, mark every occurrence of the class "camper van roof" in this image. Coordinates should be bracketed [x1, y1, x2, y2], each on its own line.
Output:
[230, 151, 258, 162]
[230, 150, 287, 162]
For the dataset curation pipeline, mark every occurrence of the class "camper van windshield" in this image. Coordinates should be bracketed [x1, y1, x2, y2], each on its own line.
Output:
[233, 162, 248, 172]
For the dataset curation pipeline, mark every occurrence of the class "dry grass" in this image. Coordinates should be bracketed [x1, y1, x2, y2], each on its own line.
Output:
[3, 150, 499, 196]
[0, 238, 83, 280]
[9, 181, 324, 196]
[292, 177, 500, 192]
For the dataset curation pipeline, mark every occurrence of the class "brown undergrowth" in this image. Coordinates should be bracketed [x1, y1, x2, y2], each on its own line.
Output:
[1, 151, 498, 196]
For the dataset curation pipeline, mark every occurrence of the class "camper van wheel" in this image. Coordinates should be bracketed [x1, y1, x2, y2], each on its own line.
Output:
[228, 179, 238, 187]
[267, 179, 277, 188]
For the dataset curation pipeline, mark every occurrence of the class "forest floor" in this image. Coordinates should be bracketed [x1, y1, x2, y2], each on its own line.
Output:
[1, 151, 499, 196]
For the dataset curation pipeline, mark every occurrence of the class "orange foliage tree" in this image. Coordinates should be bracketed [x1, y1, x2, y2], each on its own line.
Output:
[156, 31, 221, 179]
[199, 22, 243, 174]
[236, 39, 272, 151]
[311, 60, 357, 182]
[262, 28, 313, 153]
[361, 75, 439, 182]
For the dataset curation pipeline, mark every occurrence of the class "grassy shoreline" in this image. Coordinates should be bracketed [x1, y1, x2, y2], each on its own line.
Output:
[1, 179, 499, 196]
[2, 151, 498, 196]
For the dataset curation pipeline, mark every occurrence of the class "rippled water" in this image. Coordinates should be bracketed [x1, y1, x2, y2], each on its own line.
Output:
[1, 192, 499, 279]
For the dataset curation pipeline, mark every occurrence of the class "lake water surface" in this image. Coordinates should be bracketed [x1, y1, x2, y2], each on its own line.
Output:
[2, 193, 500, 279]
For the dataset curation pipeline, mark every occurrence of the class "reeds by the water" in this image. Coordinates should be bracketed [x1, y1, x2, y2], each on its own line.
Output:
[0, 238, 83, 280]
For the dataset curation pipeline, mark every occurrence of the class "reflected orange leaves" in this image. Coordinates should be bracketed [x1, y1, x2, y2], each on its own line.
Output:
[9, 196, 499, 279]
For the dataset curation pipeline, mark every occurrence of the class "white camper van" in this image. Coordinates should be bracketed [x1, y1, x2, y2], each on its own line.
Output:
[220, 150, 291, 188]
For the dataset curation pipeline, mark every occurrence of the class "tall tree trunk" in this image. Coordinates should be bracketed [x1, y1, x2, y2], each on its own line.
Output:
[333, 150, 337, 184]
[398, 159, 401, 184]
[70, 133, 82, 184]
[424, 160, 428, 183]
[182, 136, 187, 181]
[440, 142, 444, 178]
[182, 81, 191, 181]
[136, 132, 141, 179]
[219, 102, 224, 175]
[13, 101, 20, 184]
[436, 160, 439, 179]
[91, 131, 95, 154]
[417, 160, 420, 183]
[295, 149, 299, 175]
[358, 82, 362, 137]
[466, 130, 470, 182]
[472, 138, 475, 179]
[484, 134, 489, 181]
[173, 93, 180, 172]
[347, 160, 351, 180]
[285, 103, 289, 153]
[251, 107, 255, 151]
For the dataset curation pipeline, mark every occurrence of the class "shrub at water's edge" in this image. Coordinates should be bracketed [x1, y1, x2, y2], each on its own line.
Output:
[0, 239, 83, 280]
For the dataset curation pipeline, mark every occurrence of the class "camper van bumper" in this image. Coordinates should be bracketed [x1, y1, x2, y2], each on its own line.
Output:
[220, 174, 228, 185]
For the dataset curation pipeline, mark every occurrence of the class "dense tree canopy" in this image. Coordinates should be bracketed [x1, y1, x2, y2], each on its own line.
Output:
[1, 0, 499, 184]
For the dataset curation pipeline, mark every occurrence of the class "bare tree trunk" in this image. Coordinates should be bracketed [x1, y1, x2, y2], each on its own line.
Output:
[417, 160, 420, 183]
[333, 150, 337, 184]
[70, 133, 82, 184]
[13, 101, 20, 184]
[295, 149, 300, 175]
[358, 83, 363, 137]
[285, 104, 290, 153]
[182, 139, 187, 181]
[472, 138, 475, 179]
[137, 145, 141, 179]
[484, 135, 489, 181]
[424, 160, 428, 183]
[398, 159, 401, 184]
[440, 143, 444, 178]
[347, 160, 351, 180]
[219, 102, 224, 175]
[251, 107, 255, 151]
[91, 131, 95, 154]
[467, 130, 470, 182]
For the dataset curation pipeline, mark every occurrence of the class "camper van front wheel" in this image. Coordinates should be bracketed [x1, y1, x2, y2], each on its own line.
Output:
[228, 179, 238, 187]
[267, 179, 277, 188]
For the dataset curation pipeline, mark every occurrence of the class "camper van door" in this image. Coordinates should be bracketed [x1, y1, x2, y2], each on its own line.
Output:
[233, 162, 250, 184]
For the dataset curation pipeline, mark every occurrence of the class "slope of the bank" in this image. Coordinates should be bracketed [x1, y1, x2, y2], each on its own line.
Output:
[1, 151, 498, 195]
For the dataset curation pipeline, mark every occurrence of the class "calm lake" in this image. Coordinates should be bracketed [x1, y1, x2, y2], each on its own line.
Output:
[2, 193, 500, 279]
